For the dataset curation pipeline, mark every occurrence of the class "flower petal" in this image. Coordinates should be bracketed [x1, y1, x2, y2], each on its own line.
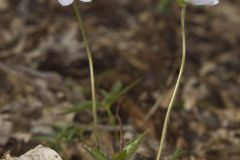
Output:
[79, 0, 92, 2]
[58, 0, 74, 6]
[185, 0, 219, 6]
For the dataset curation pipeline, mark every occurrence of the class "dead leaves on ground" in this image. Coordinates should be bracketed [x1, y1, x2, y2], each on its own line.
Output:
[0, 0, 239, 160]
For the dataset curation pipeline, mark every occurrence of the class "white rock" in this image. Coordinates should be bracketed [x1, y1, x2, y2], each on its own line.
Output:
[17, 145, 62, 160]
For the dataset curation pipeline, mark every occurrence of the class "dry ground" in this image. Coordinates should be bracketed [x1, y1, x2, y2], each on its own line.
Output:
[0, 0, 239, 159]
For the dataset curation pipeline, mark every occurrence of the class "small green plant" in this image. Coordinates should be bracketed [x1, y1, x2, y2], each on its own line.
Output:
[85, 133, 145, 160]
[36, 124, 84, 159]
[57, 0, 145, 159]
[100, 79, 141, 133]
[36, 124, 83, 150]
[63, 79, 140, 137]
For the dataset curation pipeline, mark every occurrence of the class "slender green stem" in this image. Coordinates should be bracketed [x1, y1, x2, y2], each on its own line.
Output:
[156, 6, 186, 160]
[106, 107, 119, 140]
[73, 2, 99, 147]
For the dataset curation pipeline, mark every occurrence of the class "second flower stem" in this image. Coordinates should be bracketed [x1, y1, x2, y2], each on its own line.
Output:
[156, 6, 186, 160]
[73, 2, 99, 147]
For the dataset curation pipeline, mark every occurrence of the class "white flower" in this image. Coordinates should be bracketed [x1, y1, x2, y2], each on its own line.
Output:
[58, 0, 91, 6]
[185, 0, 219, 5]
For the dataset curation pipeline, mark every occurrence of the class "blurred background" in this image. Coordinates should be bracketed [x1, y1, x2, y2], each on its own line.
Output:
[0, 0, 239, 159]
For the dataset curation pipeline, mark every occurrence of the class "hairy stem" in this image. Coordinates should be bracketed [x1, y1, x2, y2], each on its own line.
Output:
[156, 6, 186, 160]
[73, 2, 99, 147]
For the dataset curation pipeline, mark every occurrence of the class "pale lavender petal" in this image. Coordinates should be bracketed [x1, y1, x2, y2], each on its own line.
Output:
[58, 0, 74, 6]
[185, 0, 219, 5]
[79, 0, 92, 2]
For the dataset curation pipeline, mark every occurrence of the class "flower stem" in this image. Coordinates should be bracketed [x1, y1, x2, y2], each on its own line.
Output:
[156, 6, 186, 160]
[73, 2, 99, 147]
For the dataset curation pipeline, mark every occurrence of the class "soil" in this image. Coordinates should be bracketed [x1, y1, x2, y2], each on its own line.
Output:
[0, 0, 239, 160]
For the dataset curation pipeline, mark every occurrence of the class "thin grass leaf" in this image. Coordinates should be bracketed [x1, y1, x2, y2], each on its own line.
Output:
[62, 101, 101, 114]
[112, 150, 127, 160]
[111, 81, 123, 94]
[124, 133, 145, 160]
[84, 146, 108, 160]
[35, 124, 83, 150]
[104, 79, 142, 108]
[100, 89, 110, 98]
[169, 149, 183, 160]
[34, 136, 60, 150]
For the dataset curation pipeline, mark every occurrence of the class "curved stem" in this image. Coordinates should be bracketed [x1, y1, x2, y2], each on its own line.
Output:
[73, 2, 99, 147]
[156, 6, 186, 160]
